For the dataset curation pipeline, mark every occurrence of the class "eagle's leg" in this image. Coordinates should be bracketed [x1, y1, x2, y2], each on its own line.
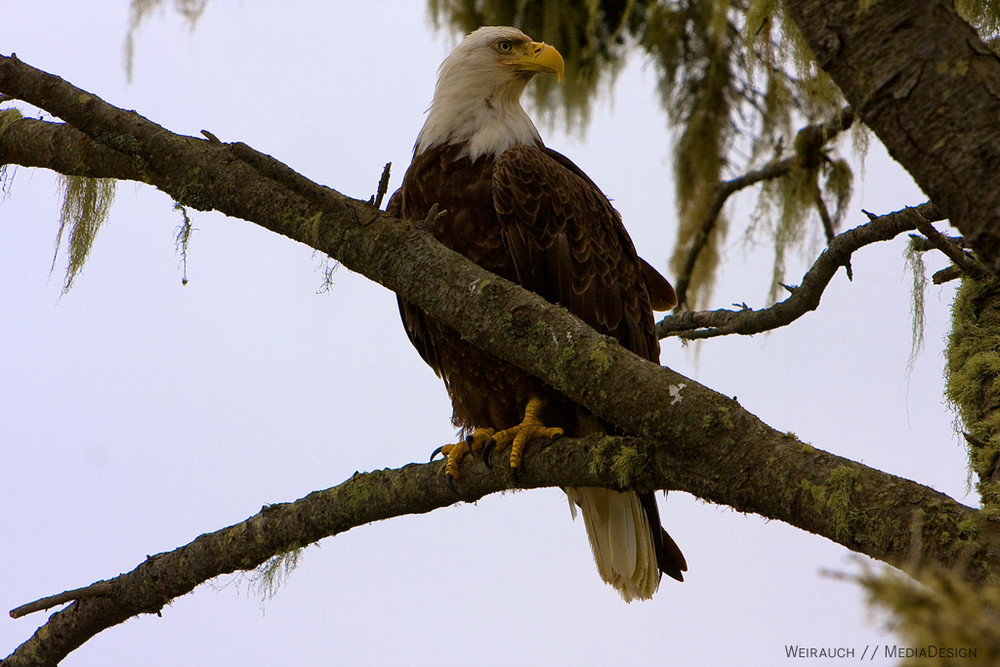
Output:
[483, 396, 563, 476]
[431, 428, 495, 492]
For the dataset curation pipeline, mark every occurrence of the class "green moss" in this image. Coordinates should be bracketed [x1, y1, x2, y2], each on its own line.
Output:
[945, 276, 1000, 508]
[586, 436, 619, 479]
[609, 443, 644, 488]
[800, 465, 864, 542]
[0, 109, 24, 186]
[700, 406, 736, 432]
[935, 59, 971, 77]
[301, 211, 324, 247]
[95, 131, 141, 156]
[175, 181, 214, 212]
[586, 339, 613, 375]
[717, 405, 735, 430]
[800, 478, 827, 507]
[826, 466, 860, 540]
[0, 107, 24, 135]
[956, 515, 982, 542]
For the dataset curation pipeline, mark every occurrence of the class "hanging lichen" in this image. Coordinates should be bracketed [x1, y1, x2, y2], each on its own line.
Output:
[250, 548, 302, 604]
[52, 175, 117, 293]
[124, 0, 208, 81]
[173, 202, 194, 286]
[904, 239, 928, 375]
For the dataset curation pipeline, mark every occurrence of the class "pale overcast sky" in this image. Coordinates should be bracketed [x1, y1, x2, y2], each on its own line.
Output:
[1, 2, 968, 665]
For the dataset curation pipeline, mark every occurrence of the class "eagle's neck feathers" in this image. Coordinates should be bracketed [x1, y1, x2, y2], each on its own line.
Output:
[414, 40, 542, 161]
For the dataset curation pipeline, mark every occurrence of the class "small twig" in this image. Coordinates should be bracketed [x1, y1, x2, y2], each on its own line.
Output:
[200, 129, 221, 144]
[368, 162, 391, 210]
[814, 190, 852, 280]
[907, 208, 986, 279]
[908, 233, 966, 252]
[673, 156, 796, 308]
[815, 191, 836, 244]
[932, 265, 962, 284]
[10, 581, 114, 619]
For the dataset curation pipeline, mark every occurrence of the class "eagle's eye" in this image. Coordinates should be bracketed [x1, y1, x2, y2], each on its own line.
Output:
[496, 40, 513, 54]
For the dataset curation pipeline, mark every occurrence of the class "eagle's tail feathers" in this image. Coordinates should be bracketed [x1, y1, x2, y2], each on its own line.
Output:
[565, 487, 661, 602]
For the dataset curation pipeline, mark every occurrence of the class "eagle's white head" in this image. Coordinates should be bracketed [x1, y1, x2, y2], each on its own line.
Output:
[414, 26, 565, 161]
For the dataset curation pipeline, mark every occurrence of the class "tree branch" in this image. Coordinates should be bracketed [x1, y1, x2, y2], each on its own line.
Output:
[0, 53, 992, 664]
[658, 203, 940, 338]
[672, 107, 855, 308]
[5, 431, 988, 665]
[909, 211, 987, 279]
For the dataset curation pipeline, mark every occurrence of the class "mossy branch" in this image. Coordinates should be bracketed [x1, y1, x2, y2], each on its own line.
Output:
[6, 431, 988, 665]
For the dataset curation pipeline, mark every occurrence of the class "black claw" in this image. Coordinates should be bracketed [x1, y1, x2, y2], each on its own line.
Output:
[465, 434, 479, 460]
[510, 464, 520, 483]
[445, 472, 458, 494]
[482, 438, 497, 469]
[430, 445, 445, 462]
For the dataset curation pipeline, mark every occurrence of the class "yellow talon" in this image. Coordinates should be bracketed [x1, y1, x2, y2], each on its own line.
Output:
[435, 428, 495, 491]
[487, 397, 563, 472]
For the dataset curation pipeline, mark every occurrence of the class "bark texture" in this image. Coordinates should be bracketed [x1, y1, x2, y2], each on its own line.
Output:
[783, 0, 1000, 273]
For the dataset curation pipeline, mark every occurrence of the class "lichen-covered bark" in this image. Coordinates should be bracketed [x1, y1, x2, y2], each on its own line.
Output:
[782, 0, 1000, 274]
[3, 432, 988, 666]
[2, 52, 997, 663]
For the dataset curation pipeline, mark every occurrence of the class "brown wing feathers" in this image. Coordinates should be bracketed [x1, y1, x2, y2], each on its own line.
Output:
[492, 145, 662, 363]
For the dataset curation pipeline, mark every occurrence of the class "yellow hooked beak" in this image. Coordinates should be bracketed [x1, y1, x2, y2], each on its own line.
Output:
[504, 41, 565, 82]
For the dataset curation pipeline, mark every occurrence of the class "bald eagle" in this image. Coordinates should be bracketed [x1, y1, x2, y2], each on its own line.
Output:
[389, 26, 686, 600]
